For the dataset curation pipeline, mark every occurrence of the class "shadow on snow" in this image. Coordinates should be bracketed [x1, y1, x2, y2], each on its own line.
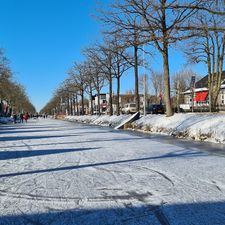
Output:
[0, 201, 225, 225]
[0, 147, 100, 161]
[0, 149, 205, 178]
[0, 129, 62, 134]
[0, 134, 80, 142]
[0, 137, 147, 149]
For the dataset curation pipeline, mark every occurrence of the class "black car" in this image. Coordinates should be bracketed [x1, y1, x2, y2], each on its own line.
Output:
[146, 104, 165, 114]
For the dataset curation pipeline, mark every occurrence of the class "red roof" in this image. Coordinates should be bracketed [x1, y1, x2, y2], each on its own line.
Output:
[194, 91, 208, 102]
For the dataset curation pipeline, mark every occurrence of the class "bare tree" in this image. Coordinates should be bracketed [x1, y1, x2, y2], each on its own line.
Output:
[173, 68, 198, 112]
[83, 61, 95, 115]
[85, 42, 116, 116]
[68, 62, 87, 115]
[185, 4, 225, 112]
[175, 0, 225, 17]
[41, 86, 66, 116]
[0, 49, 36, 115]
[110, 36, 132, 115]
[101, 7, 145, 112]
[150, 71, 164, 100]
[104, 0, 205, 116]
[84, 49, 106, 115]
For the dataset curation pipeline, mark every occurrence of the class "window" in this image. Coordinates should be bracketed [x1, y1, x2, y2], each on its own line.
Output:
[100, 95, 106, 100]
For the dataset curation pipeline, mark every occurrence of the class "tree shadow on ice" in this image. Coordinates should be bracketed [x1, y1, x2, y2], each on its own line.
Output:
[125, 129, 225, 156]
[0, 149, 206, 178]
[0, 134, 80, 142]
[0, 129, 62, 134]
[0, 147, 100, 160]
[0, 137, 146, 149]
[0, 201, 225, 225]
[0, 125, 74, 131]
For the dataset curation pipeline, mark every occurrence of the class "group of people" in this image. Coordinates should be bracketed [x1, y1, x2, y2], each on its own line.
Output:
[13, 112, 29, 124]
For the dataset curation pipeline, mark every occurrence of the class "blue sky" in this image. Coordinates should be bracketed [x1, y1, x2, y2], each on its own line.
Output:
[0, 0, 206, 111]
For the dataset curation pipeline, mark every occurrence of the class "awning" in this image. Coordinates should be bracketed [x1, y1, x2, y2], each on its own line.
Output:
[194, 91, 208, 102]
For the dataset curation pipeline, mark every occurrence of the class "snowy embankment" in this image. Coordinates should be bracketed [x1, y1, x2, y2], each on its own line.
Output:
[65, 113, 225, 144]
[65, 114, 130, 127]
[132, 113, 225, 144]
[0, 117, 12, 124]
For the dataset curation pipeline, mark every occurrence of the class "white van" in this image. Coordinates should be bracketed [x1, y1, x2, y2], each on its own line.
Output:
[122, 103, 137, 114]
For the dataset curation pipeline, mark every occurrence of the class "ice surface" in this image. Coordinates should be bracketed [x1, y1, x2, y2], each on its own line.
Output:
[1, 118, 225, 224]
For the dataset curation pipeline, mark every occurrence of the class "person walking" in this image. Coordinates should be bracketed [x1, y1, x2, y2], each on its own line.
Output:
[24, 112, 29, 123]
[13, 114, 17, 124]
[20, 113, 24, 123]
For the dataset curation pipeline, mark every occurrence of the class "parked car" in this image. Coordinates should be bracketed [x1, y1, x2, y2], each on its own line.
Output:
[122, 103, 137, 114]
[146, 104, 165, 114]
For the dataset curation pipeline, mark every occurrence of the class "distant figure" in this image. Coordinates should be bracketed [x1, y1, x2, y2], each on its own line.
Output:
[20, 113, 24, 123]
[24, 112, 29, 123]
[13, 114, 17, 124]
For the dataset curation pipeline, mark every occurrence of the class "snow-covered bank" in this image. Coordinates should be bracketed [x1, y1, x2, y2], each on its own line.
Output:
[0, 117, 13, 124]
[65, 115, 130, 127]
[65, 113, 225, 144]
[132, 113, 225, 144]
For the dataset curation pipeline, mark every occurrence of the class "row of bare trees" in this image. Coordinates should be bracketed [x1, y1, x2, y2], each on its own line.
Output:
[41, 39, 132, 116]
[42, 0, 225, 116]
[0, 49, 36, 115]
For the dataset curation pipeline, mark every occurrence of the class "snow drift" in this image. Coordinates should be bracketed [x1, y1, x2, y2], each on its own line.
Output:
[65, 113, 225, 144]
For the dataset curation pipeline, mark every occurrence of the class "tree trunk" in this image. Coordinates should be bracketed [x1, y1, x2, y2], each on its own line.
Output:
[116, 76, 120, 116]
[161, 0, 173, 117]
[97, 89, 101, 116]
[70, 97, 73, 115]
[67, 97, 70, 115]
[81, 90, 84, 115]
[109, 69, 113, 116]
[134, 45, 140, 112]
[75, 95, 79, 115]
[162, 48, 173, 117]
[176, 80, 180, 113]
[72, 95, 76, 115]
[107, 54, 113, 116]
[211, 92, 218, 112]
[208, 76, 212, 112]
[90, 88, 93, 115]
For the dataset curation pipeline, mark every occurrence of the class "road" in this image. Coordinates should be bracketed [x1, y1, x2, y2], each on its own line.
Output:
[0, 119, 225, 225]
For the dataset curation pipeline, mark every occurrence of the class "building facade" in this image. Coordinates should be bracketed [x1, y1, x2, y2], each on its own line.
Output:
[181, 72, 225, 110]
[90, 93, 145, 114]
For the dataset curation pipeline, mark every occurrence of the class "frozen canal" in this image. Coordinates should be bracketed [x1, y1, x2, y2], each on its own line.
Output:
[1, 119, 225, 225]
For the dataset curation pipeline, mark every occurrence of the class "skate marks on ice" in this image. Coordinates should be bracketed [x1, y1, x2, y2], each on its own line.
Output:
[0, 158, 174, 224]
[1, 200, 225, 225]
[1, 120, 225, 224]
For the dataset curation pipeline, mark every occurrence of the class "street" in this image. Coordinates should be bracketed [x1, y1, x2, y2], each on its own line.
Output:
[1, 119, 225, 225]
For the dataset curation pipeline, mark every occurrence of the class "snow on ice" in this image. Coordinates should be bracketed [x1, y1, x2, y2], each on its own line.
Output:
[1, 118, 225, 224]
